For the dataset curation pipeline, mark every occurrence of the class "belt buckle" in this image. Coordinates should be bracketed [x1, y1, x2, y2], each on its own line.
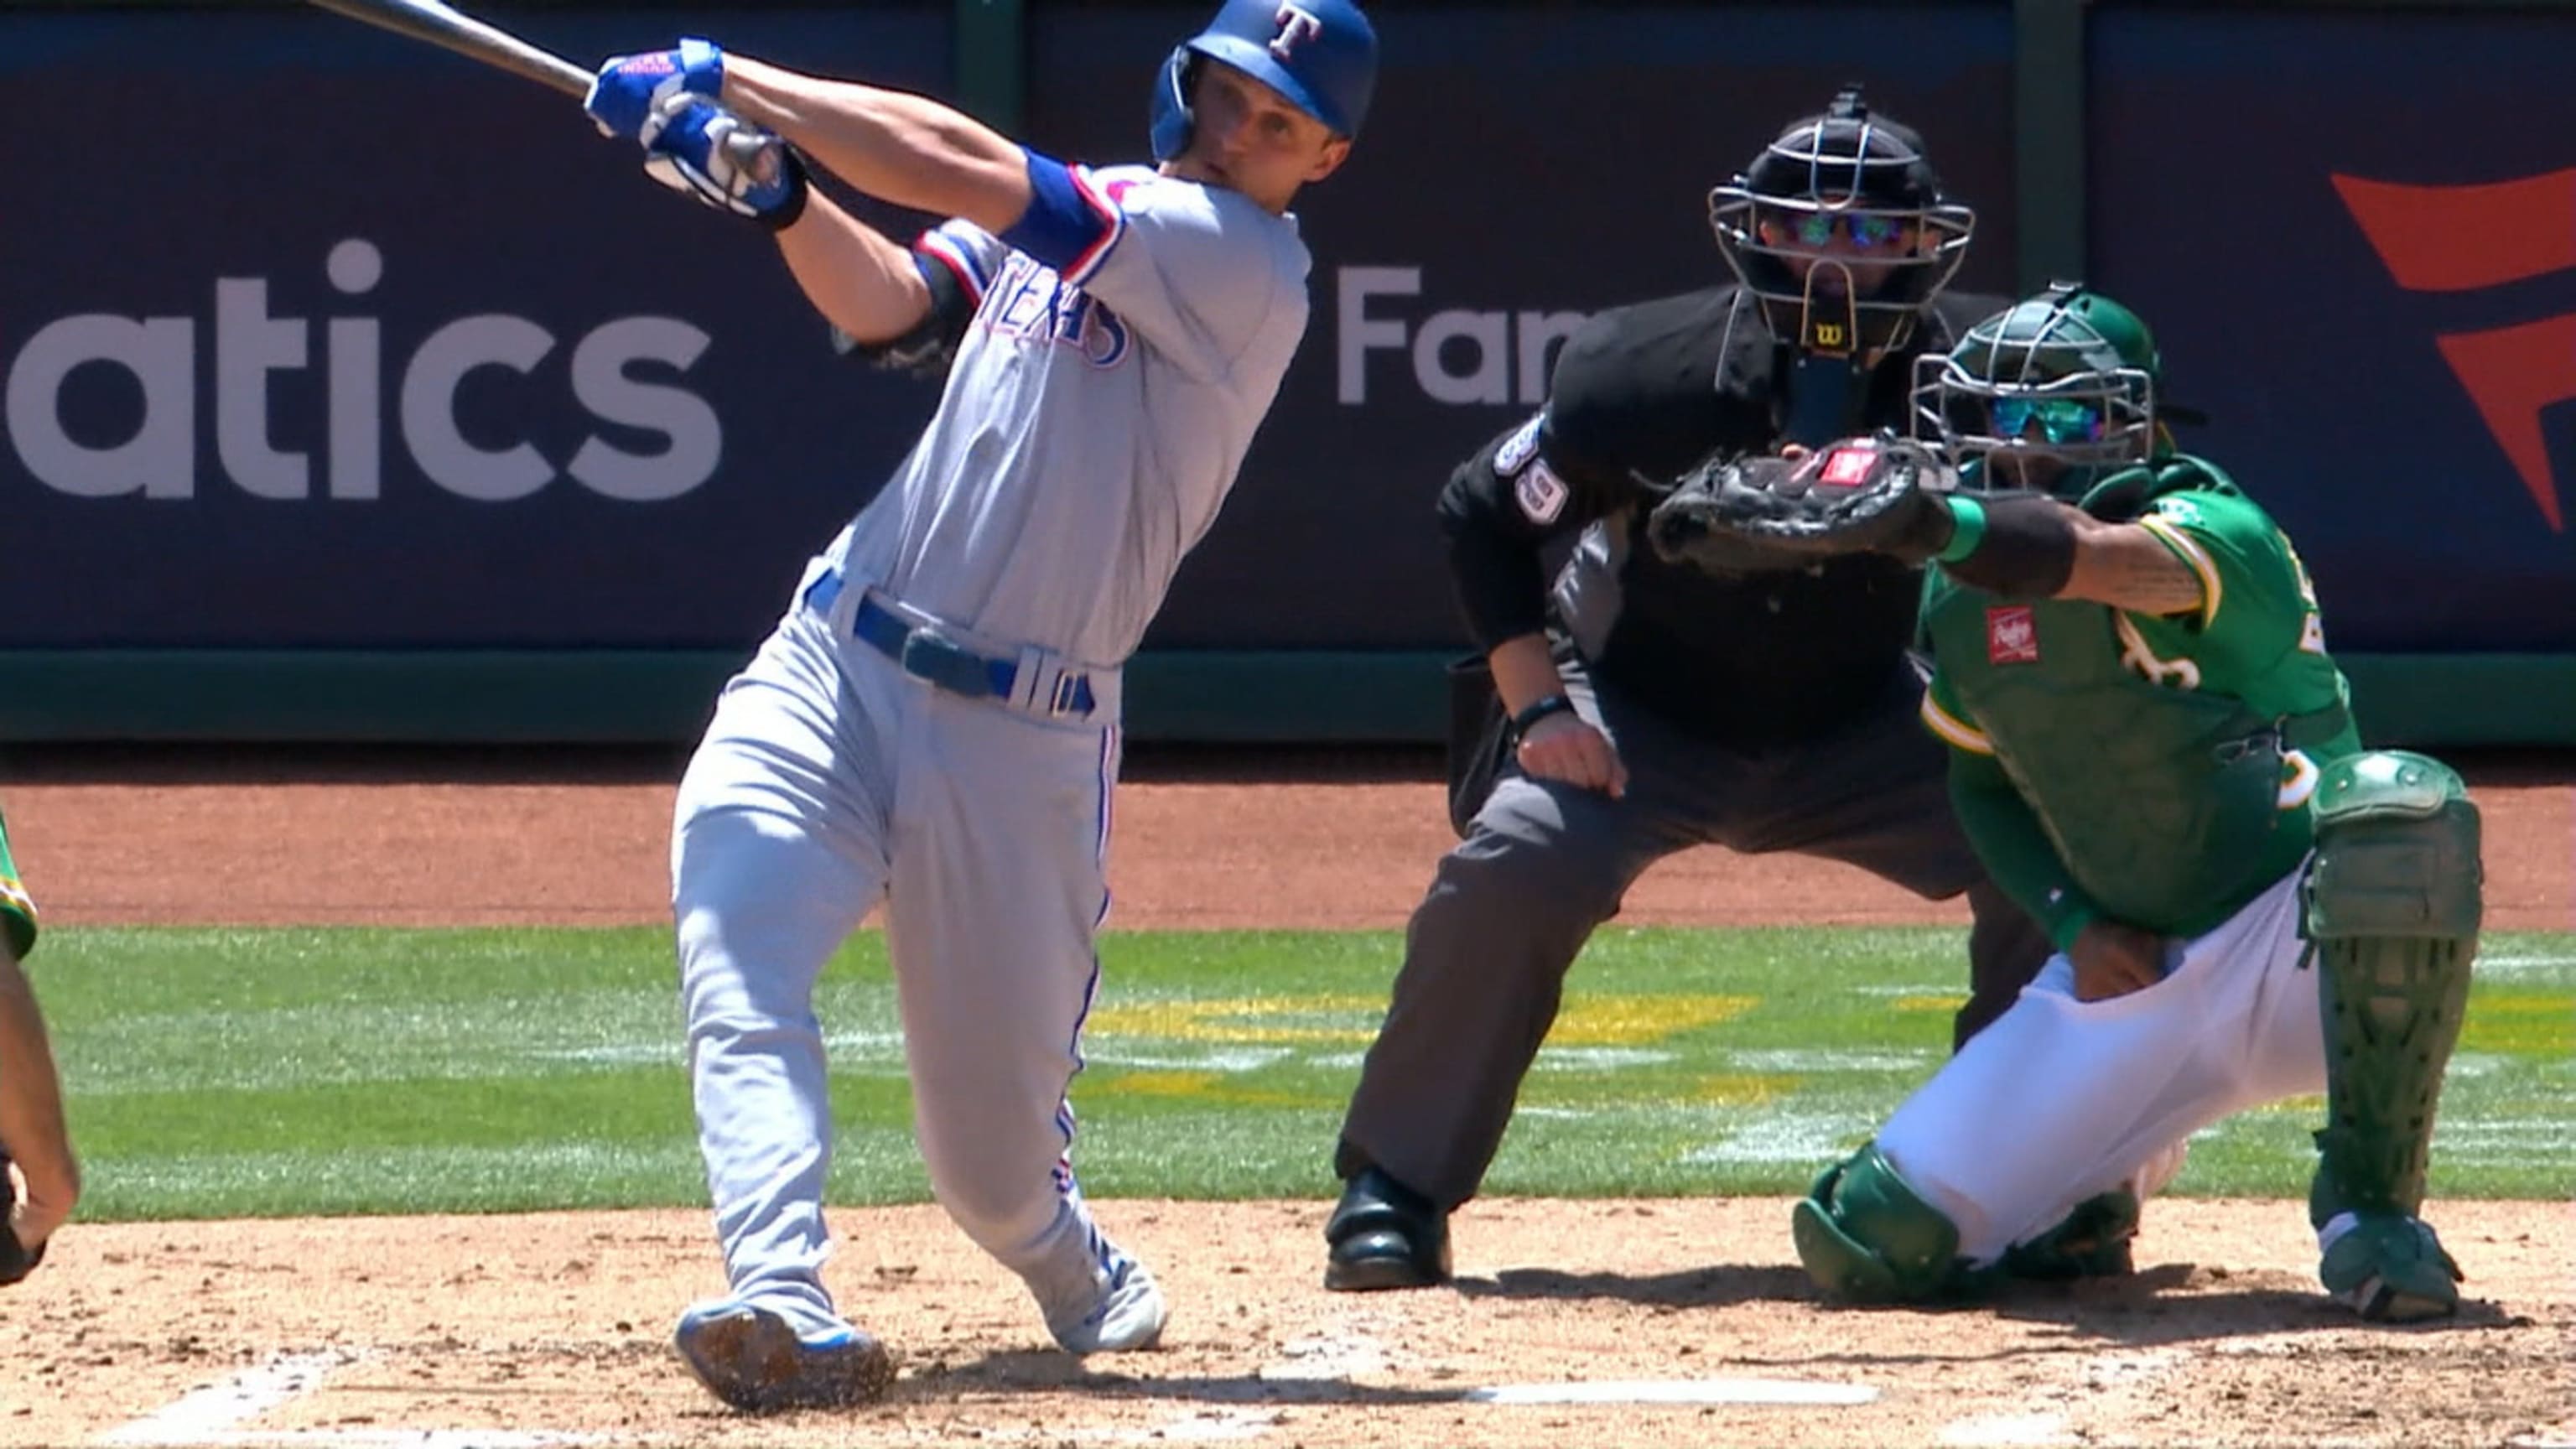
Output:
[899, 626, 1001, 699]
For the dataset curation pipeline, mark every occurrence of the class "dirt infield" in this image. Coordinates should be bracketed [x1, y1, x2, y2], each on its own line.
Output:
[1, 745, 2568, 1448]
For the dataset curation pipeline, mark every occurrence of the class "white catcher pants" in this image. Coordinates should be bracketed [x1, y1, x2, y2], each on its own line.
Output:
[1876, 865, 2329, 1265]
[669, 561, 1121, 1332]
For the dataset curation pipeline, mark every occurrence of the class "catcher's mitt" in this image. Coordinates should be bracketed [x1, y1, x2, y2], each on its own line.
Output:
[1646, 434, 1958, 574]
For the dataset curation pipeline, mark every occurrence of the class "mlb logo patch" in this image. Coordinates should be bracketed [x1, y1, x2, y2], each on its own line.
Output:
[1819, 444, 1877, 487]
[1494, 413, 1544, 475]
[1987, 605, 2040, 665]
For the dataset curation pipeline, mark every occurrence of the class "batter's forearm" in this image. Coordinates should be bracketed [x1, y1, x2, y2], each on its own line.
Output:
[721, 58, 1033, 236]
[0, 957, 75, 1212]
[772, 192, 937, 345]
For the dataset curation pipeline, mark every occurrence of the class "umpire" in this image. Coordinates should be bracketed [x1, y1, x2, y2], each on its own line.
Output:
[1323, 87, 2052, 1291]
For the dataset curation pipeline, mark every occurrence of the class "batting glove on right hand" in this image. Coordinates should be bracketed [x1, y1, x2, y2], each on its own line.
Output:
[641, 96, 810, 231]
[585, 36, 724, 143]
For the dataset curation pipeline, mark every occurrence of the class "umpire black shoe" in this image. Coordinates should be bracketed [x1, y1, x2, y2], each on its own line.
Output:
[1323, 1166, 1452, 1291]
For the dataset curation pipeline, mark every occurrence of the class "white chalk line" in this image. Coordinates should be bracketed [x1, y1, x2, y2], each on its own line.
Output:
[96, 1348, 613, 1449]
[99, 1352, 351, 1446]
[107, 1321, 1883, 1446]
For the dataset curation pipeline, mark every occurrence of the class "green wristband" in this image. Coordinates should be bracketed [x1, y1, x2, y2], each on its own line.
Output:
[2044, 902, 2098, 953]
[1935, 496, 1988, 564]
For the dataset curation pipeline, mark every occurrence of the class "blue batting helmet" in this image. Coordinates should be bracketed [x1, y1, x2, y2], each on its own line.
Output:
[1148, 0, 1378, 164]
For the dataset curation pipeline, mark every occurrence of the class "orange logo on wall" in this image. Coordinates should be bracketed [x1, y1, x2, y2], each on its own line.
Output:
[2334, 170, 2576, 530]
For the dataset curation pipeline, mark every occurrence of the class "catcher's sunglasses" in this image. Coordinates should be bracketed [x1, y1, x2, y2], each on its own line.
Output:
[1990, 397, 2106, 444]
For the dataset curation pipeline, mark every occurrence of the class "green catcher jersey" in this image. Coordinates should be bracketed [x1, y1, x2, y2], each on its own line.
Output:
[1919, 460, 2360, 943]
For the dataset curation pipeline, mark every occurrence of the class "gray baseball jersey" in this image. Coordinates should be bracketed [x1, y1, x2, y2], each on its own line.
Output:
[834, 165, 1313, 666]
[672, 158, 1318, 1353]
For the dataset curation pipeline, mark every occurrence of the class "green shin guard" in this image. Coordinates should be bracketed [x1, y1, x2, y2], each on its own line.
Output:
[2300, 751, 2480, 1319]
[2300, 751, 2481, 1223]
[1791, 1145, 1965, 1303]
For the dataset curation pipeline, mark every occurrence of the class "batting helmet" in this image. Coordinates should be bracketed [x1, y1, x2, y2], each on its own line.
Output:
[1707, 85, 1976, 357]
[1149, 0, 1379, 164]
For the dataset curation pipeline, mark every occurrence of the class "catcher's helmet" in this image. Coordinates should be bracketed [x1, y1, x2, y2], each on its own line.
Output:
[1911, 282, 2163, 483]
[1149, 0, 1379, 164]
[1708, 86, 1975, 356]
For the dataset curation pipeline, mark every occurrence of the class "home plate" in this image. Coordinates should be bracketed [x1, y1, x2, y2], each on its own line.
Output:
[1463, 1378, 1878, 1406]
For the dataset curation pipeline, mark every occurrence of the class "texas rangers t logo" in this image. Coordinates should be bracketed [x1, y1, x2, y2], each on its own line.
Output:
[1272, 3, 1324, 59]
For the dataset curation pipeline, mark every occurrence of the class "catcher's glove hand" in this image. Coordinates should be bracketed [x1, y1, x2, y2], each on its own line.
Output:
[0, 1149, 43, 1287]
[1647, 434, 1959, 573]
[0, 1223, 43, 1286]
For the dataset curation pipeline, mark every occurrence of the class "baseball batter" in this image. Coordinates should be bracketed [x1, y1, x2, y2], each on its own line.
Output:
[1658, 284, 2480, 1319]
[0, 808, 71, 1290]
[582, 0, 1379, 1412]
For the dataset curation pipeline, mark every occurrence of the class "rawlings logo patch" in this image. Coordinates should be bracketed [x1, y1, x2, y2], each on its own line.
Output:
[1819, 444, 1877, 487]
[1987, 605, 2040, 665]
[1516, 458, 1569, 525]
[1494, 413, 1544, 476]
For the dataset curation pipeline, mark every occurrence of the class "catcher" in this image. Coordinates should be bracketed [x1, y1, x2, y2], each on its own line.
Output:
[0, 810, 70, 1288]
[1653, 282, 2480, 1319]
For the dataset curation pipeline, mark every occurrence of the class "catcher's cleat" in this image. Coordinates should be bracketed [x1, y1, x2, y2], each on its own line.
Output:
[2319, 1213, 2464, 1322]
[672, 1301, 896, 1413]
[1031, 1241, 1169, 1355]
[1998, 1188, 2140, 1281]
[1323, 1166, 1452, 1291]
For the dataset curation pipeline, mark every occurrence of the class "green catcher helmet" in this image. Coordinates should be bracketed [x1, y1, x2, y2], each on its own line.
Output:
[1911, 281, 2162, 476]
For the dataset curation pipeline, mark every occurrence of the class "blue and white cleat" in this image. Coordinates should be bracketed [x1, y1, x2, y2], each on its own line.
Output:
[1033, 1244, 1169, 1355]
[672, 1300, 896, 1412]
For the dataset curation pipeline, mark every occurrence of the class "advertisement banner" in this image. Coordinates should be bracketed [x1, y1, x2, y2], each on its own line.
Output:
[2090, 4, 2576, 652]
[2, 7, 948, 648]
[3, 5, 2016, 654]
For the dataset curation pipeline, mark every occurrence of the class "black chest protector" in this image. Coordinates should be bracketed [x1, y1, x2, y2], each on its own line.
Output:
[1541, 285, 2002, 745]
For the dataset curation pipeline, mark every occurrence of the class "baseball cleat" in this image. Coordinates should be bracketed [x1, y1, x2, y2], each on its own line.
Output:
[1999, 1187, 2141, 1282]
[1322, 1166, 1452, 1291]
[672, 1301, 896, 1412]
[1034, 1244, 1169, 1355]
[2319, 1213, 2464, 1322]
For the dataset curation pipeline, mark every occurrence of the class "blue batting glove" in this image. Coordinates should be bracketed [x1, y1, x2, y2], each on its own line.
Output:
[641, 96, 810, 230]
[585, 36, 725, 143]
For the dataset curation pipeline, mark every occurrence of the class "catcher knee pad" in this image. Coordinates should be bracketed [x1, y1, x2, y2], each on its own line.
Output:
[2299, 750, 2481, 1224]
[1790, 1144, 1964, 1303]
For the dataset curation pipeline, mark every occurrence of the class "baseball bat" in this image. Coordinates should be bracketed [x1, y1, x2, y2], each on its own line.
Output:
[305, 0, 592, 98]
[304, 0, 782, 178]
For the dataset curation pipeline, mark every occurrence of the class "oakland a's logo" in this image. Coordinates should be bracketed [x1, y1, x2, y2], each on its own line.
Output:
[1271, 3, 1324, 60]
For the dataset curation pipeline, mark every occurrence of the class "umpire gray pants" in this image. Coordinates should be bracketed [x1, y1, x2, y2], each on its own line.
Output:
[1333, 663, 2049, 1209]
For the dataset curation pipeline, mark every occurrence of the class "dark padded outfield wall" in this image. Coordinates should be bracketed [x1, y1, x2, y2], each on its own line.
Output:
[2088, 3, 2576, 655]
[0, 3, 2015, 655]
[0, 6, 952, 649]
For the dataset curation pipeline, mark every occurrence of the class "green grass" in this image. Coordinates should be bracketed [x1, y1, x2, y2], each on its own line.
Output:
[39, 925, 2576, 1221]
